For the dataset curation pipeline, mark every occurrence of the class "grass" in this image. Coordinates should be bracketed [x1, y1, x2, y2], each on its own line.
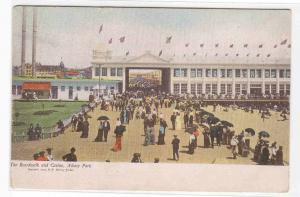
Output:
[12, 101, 87, 135]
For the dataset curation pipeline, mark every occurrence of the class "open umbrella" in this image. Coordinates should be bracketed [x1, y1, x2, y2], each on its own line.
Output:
[201, 123, 210, 129]
[245, 128, 255, 136]
[210, 117, 220, 124]
[221, 120, 233, 127]
[258, 131, 270, 138]
[97, 116, 109, 121]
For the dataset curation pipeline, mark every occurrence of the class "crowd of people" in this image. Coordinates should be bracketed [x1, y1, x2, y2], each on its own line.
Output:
[28, 91, 288, 165]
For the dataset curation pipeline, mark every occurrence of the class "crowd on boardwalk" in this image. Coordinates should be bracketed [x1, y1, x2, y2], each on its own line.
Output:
[30, 92, 288, 165]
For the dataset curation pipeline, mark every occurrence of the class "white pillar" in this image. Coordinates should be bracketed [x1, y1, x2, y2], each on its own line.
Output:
[122, 66, 126, 93]
[247, 69, 251, 94]
[262, 69, 265, 95]
[187, 68, 191, 93]
[276, 69, 280, 94]
[232, 69, 236, 98]
[170, 68, 174, 94]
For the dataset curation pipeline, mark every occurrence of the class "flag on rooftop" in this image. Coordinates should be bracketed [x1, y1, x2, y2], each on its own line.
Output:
[274, 44, 278, 48]
[98, 24, 103, 34]
[159, 50, 162, 56]
[267, 54, 271, 57]
[215, 43, 219, 48]
[288, 44, 291, 48]
[108, 38, 112, 44]
[259, 44, 263, 48]
[281, 39, 288, 45]
[225, 53, 228, 56]
[256, 53, 260, 57]
[244, 44, 248, 48]
[166, 36, 172, 44]
[185, 43, 189, 47]
[200, 43, 204, 47]
[230, 44, 234, 48]
[125, 51, 129, 56]
[193, 52, 197, 56]
[119, 36, 125, 43]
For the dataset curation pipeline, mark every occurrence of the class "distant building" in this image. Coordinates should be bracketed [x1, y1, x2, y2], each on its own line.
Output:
[21, 61, 65, 78]
[91, 43, 290, 97]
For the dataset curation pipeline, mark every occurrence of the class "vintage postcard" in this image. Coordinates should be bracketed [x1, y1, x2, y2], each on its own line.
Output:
[10, 5, 290, 193]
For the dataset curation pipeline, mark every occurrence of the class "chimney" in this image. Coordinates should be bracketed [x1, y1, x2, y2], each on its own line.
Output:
[32, 7, 37, 78]
[21, 7, 27, 76]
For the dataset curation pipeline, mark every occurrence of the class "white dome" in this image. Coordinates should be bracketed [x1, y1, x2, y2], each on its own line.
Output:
[94, 42, 107, 52]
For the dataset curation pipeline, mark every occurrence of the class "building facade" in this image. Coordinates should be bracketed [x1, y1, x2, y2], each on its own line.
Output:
[91, 48, 290, 97]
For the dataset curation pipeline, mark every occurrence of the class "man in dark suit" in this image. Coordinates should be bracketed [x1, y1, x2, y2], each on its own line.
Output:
[103, 120, 110, 142]
[170, 113, 176, 130]
[171, 135, 180, 161]
[62, 147, 77, 162]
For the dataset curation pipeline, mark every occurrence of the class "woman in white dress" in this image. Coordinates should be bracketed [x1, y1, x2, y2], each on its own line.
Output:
[175, 112, 181, 130]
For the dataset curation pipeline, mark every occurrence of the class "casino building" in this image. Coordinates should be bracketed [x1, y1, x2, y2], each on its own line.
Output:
[91, 43, 290, 97]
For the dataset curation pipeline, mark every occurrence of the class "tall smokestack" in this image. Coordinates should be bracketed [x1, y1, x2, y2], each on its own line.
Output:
[21, 7, 27, 76]
[32, 7, 37, 78]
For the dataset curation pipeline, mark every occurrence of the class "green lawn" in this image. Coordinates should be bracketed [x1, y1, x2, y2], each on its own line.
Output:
[12, 101, 87, 135]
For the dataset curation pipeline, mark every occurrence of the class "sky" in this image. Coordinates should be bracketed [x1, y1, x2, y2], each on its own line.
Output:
[12, 6, 291, 68]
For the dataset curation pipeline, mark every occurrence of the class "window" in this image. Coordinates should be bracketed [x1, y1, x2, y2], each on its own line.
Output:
[205, 84, 211, 94]
[102, 68, 107, 76]
[242, 69, 248, 78]
[90, 86, 93, 91]
[84, 86, 89, 91]
[250, 69, 255, 78]
[221, 69, 226, 78]
[12, 85, 16, 95]
[227, 69, 233, 78]
[212, 69, 218, 77]
[221, 84, 226, 94]
[265, 69, 270, 78]
[206, 69, 211, 77]
[242, 84, 247, 95]
[77, 86, 81, 91]
[110, 68, 116, 76]
[279, 84, 285, 96]
[174, 69, 180, 77]
[181, 69, 188, 77]
[174, 84, 180, 94]
[271, 84, 277, 94]
[286, 84, 290, 95]
[191, 69, 196, 78]
[95, 67, 100, 76]
[256, 69, 262, 78]
[286, 69, 290, 78]
[279, 70, 285, 78]
[197, 83, 202, 95]
[265, 84, 270, 94]
[271, 69, 277, 78]
[191, 84, 196, 94]
[117, 68, 123, 76]
[227, 84, 232, 94]
[212, 84, 217, 95]
[181, 83, 188, 94]
[61, 86, 65, 91]
[235, 84, 241, 94]
[235, 69, 241, 78]
[197, 69, 202, 77]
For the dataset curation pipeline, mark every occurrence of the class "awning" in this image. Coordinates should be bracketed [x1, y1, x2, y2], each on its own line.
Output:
[22, 82, 51, 91]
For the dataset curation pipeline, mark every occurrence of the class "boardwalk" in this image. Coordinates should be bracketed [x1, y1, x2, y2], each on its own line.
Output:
[11, 104, 289, 164]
